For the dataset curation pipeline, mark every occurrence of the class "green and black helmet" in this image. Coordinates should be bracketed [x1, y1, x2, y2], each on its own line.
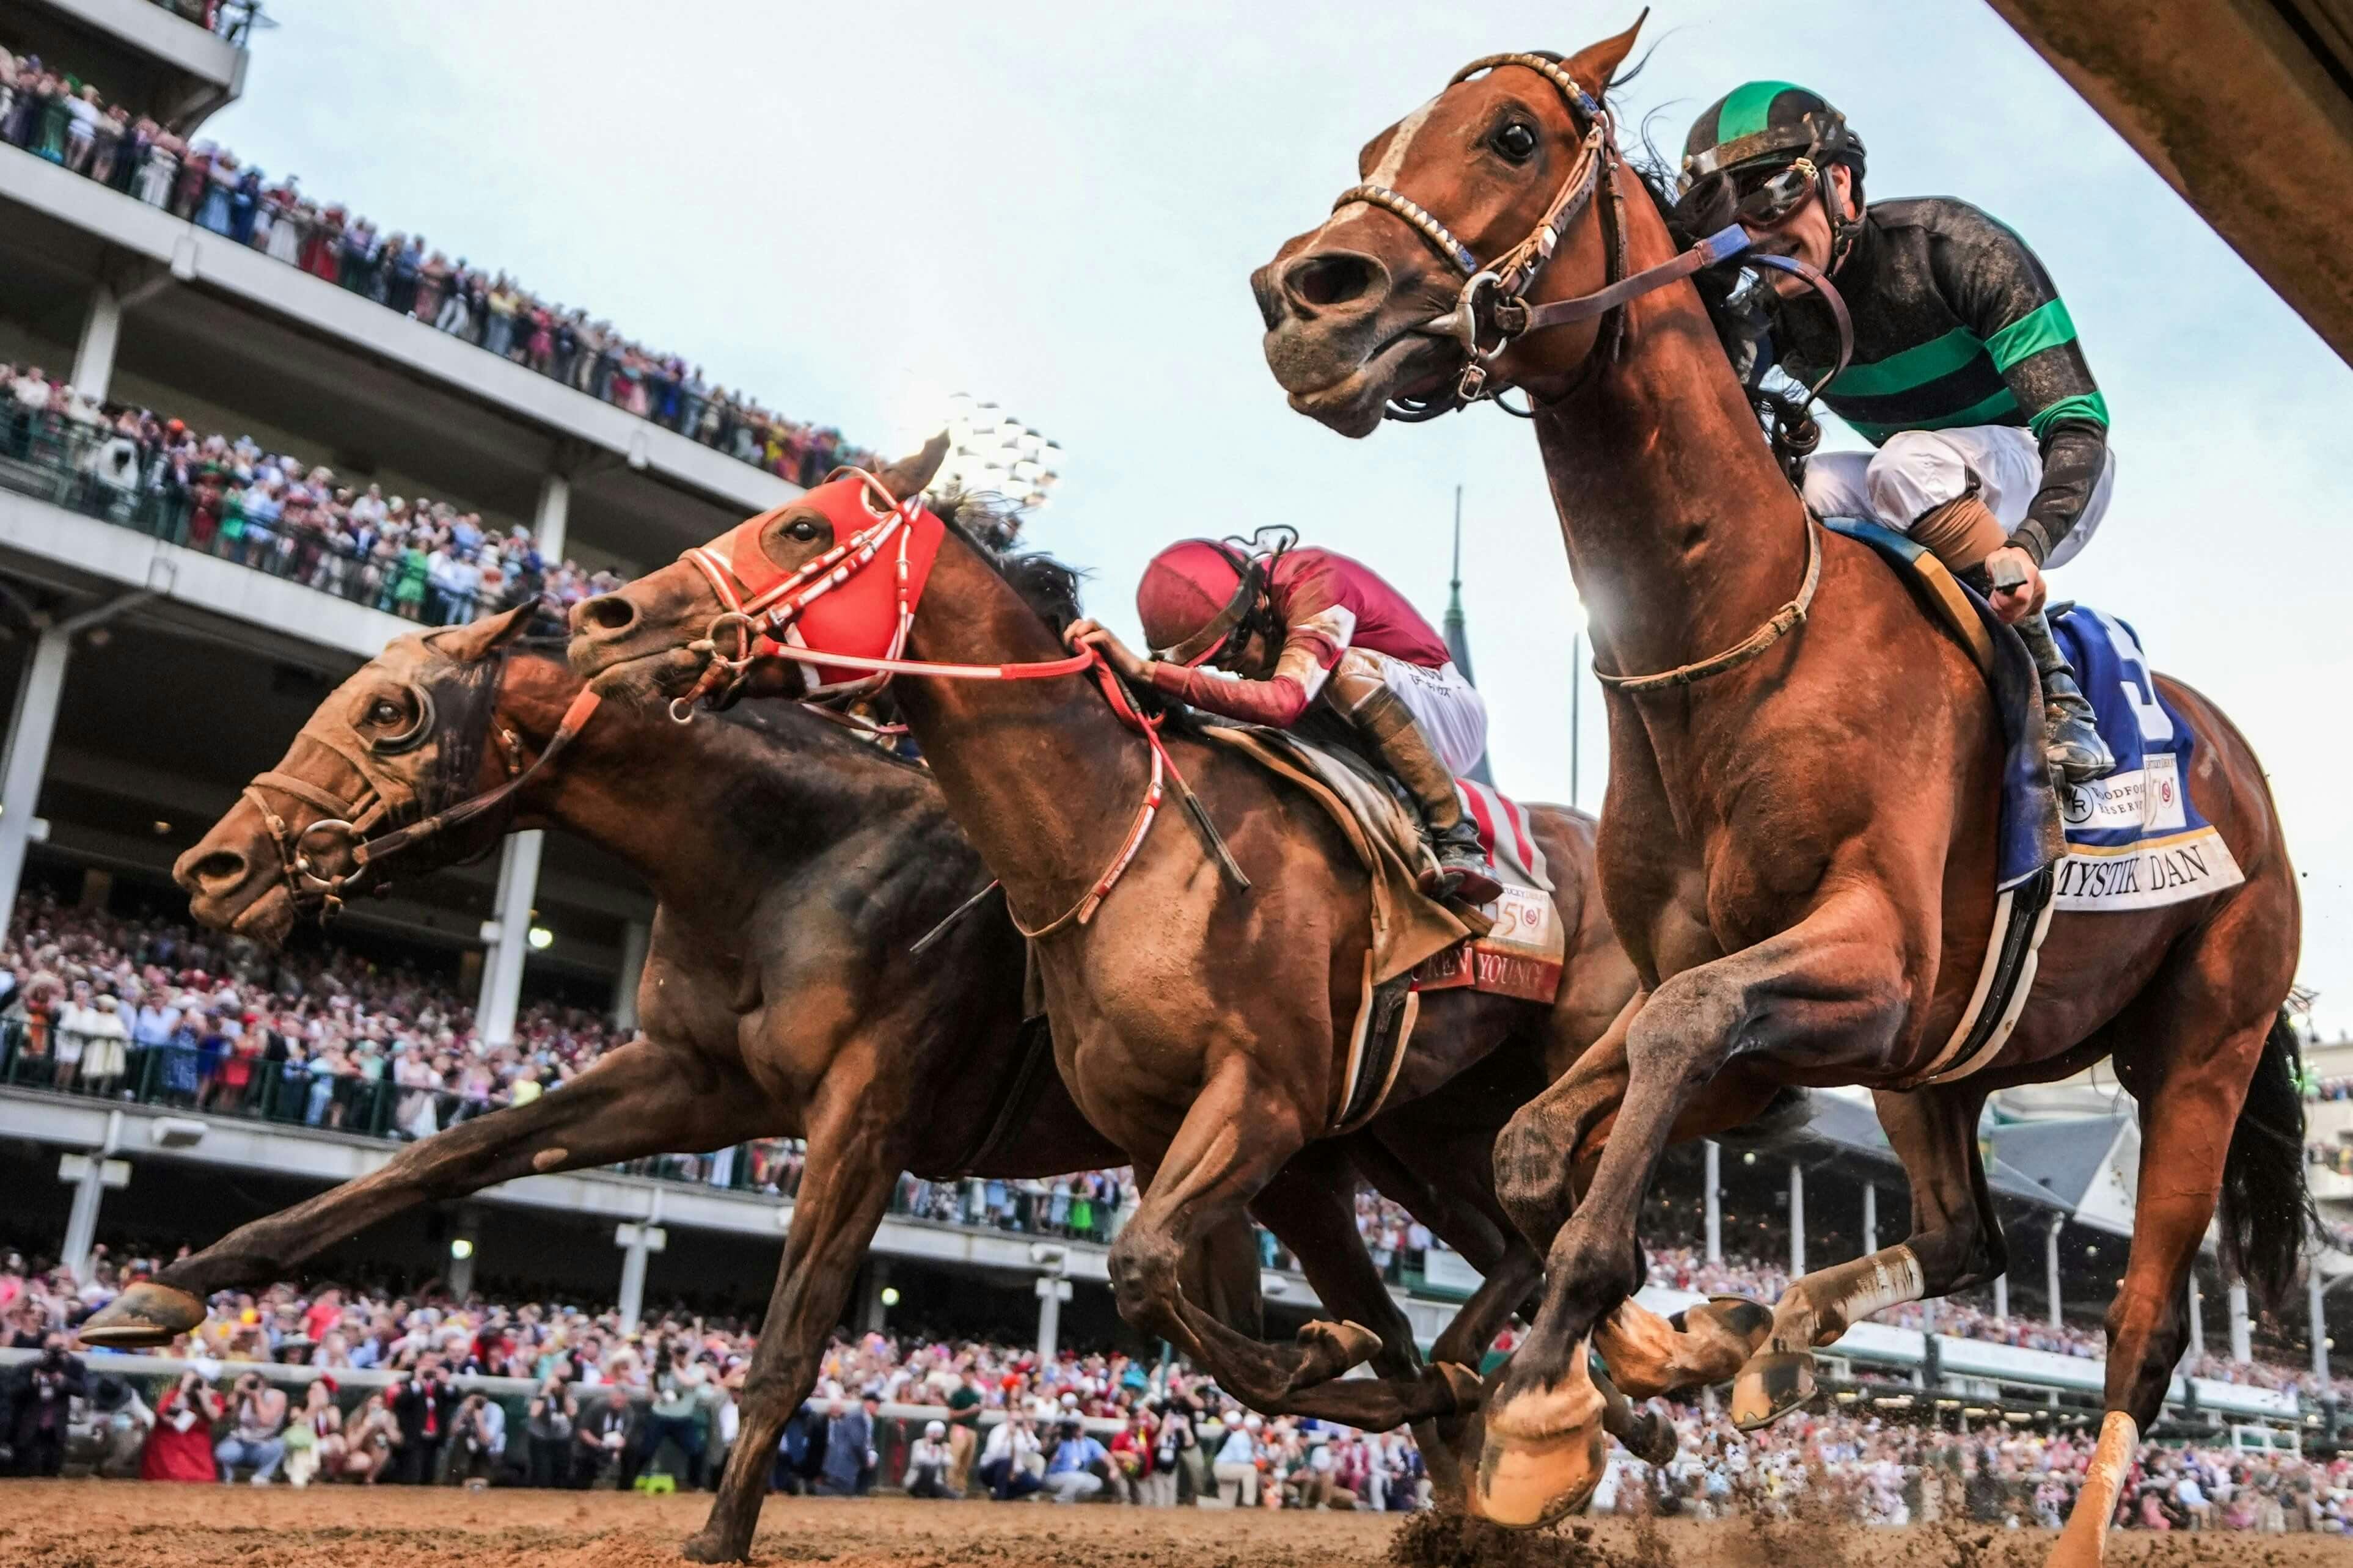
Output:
[1676, 82, 1867, 255]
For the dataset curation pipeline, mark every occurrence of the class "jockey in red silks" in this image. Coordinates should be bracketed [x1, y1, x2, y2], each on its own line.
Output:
[1066, 528, 1502, 905]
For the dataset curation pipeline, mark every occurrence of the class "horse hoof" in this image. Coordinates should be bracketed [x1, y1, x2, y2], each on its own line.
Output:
[1464, 1376, 1606, 1528]
[1296, 1318, 1382, 1380]
[76, 1280, 207, 1349]
[1465, 1416, 1607, 1528]
[679, 1529, 748, 1564]
[1729, 1349, 1817, 1430]
[1624, 1408, 1679, 1467]
[1427, 1359, 1485, 1415]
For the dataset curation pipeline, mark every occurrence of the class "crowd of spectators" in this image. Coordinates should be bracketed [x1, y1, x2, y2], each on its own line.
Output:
[0, 51, 873, 487]
[142, 1, 263, 44]
[5, 1249, 2351, 1533]
[2, 361, 621, 625]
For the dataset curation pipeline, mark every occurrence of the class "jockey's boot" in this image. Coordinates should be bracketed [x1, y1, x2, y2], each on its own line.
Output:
[2016, 611, 2114, 786]
[1352, 685, 1504, 906]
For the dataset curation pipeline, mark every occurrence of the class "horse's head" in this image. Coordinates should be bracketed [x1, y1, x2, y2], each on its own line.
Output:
[1252, 20, 1645, 436]
[175, 603, 543, 943]
[568, 437, 951, 712]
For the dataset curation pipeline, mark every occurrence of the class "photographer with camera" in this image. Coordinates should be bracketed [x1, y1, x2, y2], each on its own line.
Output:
[641, 1336, 711, 1489]
[142, 1364, 225, 1482]
[1, 1330, 87, 1477]
[390, 1352, 459, 1484]
[213, 1366, 288, 1484]
[447, 1387, 505, 1489]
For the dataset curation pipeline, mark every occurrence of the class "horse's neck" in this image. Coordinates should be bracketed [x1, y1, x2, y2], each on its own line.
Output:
[497, 653, 873, 919]
[1533, 184, 1812, 701]
[892, 531, 1151, 930]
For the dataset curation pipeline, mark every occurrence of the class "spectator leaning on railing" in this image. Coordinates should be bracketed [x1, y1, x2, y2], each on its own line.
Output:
[0, 361, 621, 629]
[0, 49, 876, 487]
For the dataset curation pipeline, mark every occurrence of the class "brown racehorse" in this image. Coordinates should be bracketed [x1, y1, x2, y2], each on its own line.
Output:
[76, 607, 1531, 1556]
[1253, 21, 2307, 1561]
[565, 473, 1821, 1475]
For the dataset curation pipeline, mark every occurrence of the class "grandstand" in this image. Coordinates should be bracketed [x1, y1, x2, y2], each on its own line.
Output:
[1, 0, 2349, 1470]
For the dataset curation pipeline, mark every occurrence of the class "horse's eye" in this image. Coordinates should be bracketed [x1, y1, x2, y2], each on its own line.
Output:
[787, 520, 821, 542]
[1491, 122, 1539, 163]
[367, 699, 403, 726]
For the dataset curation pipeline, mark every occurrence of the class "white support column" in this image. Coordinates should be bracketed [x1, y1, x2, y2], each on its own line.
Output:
[1032, 1244, 1071, 1363]
[862, 1258, 893, 1335]
[2047, 1222, 2063, 1328]
[1861, 1183, 1878, 1258]
[1788, 1161, 1806, 1277]
[475, 831, 544, 1048]
[58, 1111, 126, 1283]
[0, 627, 69, 932]
[2228, 1280, 2252, 1364]
[2186, 1272, 2205, 1363]
[2310, 1260, 2330, 1382]
[1703, 1140, 1722, 1264]
[533, 470, 570, 566]
[72, 283, 122, 405]
[615, 1194, 667, 1333]
[612, 918, 651, 1034]
[445, 1208, 481, 1299]
[1994, 1270, 2008, 1321]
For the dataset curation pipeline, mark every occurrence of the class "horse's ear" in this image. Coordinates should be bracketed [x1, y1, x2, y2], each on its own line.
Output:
[427, 601, 538, 663]
[875, 433, 951, 501]
[1562, 10, 1647, 98]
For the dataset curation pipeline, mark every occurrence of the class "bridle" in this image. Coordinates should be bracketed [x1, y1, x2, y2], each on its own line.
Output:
[672, 467, 927, 724]
[242, 651, 601, 918]
[1330, 53, 1853, 422]
[662, 472, 1253, 938]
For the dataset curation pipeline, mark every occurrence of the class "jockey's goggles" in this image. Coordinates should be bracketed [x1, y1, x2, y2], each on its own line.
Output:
[1678, 159, 1820, 236]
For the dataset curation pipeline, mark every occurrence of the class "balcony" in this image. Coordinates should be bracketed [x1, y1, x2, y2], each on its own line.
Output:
[4, 0, 252, 133]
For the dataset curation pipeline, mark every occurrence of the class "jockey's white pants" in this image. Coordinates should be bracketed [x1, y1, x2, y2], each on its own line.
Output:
[1334, 649, 1488, 776]
[1801, 424, 2115, 570]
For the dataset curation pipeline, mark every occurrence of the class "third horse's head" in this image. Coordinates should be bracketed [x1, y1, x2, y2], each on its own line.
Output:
[1251, 19, 1645, 437]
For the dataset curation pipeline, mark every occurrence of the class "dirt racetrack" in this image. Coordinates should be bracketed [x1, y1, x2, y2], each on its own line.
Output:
[1, 1481, 2341, 1568]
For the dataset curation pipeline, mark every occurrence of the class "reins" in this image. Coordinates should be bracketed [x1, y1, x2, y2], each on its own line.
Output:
[669, 470, 1251, 941]
[1337, 52, 1854, 696]
[245, 669, 602, 917]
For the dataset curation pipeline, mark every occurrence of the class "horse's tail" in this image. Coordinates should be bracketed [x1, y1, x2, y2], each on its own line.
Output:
[2217, 1008, 2315, 1318]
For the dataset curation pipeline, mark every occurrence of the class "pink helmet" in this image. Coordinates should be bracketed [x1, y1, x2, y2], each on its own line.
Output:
[1136, 539, 1259, 666]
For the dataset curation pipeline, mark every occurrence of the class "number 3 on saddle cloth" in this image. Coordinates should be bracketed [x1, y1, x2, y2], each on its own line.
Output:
[1824, 520, 2245, 1088]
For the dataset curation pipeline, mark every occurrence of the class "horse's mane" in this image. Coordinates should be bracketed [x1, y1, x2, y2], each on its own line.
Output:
[929, 489, 1089, 636]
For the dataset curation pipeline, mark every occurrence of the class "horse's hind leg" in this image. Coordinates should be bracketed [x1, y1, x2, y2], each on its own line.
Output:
[1106, 1059, 1371, 1409]
[1727, 1082, 1998, 1428]
[2049, 905, 2301, 1567]
[82, 1037, 770, 1346]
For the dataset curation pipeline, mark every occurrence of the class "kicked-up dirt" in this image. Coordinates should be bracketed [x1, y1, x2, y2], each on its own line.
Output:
[0, 1481, 2341, 1568]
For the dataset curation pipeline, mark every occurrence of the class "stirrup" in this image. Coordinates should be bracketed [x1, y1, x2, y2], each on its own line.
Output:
[1425, 847, 1503, 908]
[2041, 680, 2114, 787]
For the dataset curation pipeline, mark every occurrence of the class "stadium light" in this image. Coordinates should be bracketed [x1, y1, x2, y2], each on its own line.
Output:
[880, 1286, 901, 1307]
[527, 925, 554, 950]
[449, 1238, 475, 1261]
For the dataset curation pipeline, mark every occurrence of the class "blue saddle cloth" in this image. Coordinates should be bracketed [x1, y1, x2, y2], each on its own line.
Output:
[2046, 607, 2244, 910]
[1824, 519, 2243, 913]
[1823, 520, 2056, 891]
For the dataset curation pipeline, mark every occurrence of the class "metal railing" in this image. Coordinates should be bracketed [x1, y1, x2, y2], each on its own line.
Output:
[0, 1021, 1125, 1247]
[0, 411, 496, 626]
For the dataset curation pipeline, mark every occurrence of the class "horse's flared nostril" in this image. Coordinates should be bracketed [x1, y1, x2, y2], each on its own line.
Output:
[573, 594, 637, 638]
[1283, 250, 1387, 312]
[180, 849, 249, 899]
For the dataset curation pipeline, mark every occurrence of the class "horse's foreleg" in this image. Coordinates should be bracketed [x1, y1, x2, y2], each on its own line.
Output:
[1479, 895, 1907, 1529]
[82, 1037, 767, 1347]
[1104, 1059, 1347, 1411]
[685, 1096, 903, 1564]
[1239, 1144, 1471, 1433]
[1729, 1082, 1994, 1428]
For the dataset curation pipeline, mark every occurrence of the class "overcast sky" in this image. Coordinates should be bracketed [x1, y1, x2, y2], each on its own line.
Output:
[212, 2, 2353, 1027]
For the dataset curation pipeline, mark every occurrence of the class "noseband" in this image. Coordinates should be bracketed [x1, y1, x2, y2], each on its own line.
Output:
[1331, 53, 1853, 421]
[243, 654, 600, 917]
[672, 467, 926, 724]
